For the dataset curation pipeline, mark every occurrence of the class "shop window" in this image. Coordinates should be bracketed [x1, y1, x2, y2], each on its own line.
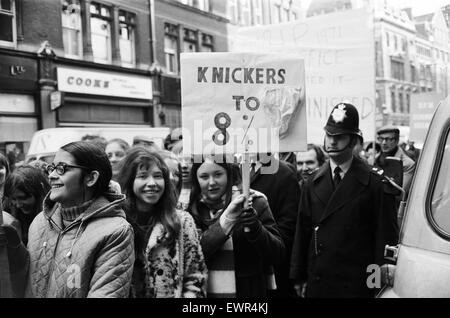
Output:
[119, 10, 136, 67]
[183, 28, 197, 52]
[201, 33, 213, 52]
[61, 0, 82, 58]
[164, 23, 179, 74]
[90, 2, 112, 64]
[241, 0, 251, 25]
[0, 0, 16, 47]
[253, 0, 263, 25]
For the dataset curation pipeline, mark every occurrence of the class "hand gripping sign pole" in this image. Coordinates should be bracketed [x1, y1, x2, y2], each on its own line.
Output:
[0, 210, 13, 298]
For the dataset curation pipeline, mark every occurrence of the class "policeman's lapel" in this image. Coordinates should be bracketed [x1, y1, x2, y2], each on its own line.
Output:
[319, 157, 370, 223]
[312, 163, 334, 207]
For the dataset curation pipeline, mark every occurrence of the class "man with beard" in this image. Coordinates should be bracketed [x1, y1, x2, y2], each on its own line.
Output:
[290, 103, 398, 298]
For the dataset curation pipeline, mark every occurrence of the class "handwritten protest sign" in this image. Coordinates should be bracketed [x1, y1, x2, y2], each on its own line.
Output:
[231, 8, 375, 143]
[181, 52, 306, 157]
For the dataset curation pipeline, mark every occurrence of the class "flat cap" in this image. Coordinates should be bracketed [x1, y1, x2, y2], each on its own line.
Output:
[377, 125, 400, 135]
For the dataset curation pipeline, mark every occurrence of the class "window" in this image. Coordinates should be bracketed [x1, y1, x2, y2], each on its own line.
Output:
[406, 93, 410, 113]
[398, 92, 403, 113]
[0, 0, 16, 46]
[391, 59, 405, 80]
[183, 28, 197, 52]
[227, 0, 238, 23]
[241, 0, 251, 25]
[429, 127, 450, 236]
[253, 0, 263, 25]
[164, 23, 178, 74]
[394, 35, 397, 50]
[272, 3, 281, 24]
[180, 0, 209, 12]
[411, 65, 416, 83]
[119, 10, 136, 67]
[391, 91, 396, 113]
[283, 8, 290, 22]
[90, 2, 112, 63]
[386, 32, 389, 47]
[61, 0, 82, 58]
[201, 33, 213, 52]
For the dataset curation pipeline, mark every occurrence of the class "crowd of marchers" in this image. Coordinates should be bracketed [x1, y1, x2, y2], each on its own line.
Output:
[0, 103, 419, 298]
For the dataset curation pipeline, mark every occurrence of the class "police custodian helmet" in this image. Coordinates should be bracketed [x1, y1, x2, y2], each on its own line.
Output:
[324, 103, 363, 138]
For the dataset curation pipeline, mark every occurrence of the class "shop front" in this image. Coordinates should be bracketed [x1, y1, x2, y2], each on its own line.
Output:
[0, 49, 39, 166]
[52, 63, 153, 128]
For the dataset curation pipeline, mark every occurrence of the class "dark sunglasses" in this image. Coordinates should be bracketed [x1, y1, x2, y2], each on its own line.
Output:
[46, 162, 89, 175]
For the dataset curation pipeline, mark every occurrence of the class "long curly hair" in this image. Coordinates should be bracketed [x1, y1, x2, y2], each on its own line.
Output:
[118, 147, 180, 251]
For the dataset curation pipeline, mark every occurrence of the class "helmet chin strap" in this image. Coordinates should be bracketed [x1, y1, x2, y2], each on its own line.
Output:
[323, 136, 353, 154]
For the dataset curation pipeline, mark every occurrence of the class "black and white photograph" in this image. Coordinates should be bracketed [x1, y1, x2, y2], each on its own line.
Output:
[1, 0, 450, 310]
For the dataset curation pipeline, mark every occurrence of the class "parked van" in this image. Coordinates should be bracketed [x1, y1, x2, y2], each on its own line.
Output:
[379, 95, 450, 297]
[25, 127, 171, 164]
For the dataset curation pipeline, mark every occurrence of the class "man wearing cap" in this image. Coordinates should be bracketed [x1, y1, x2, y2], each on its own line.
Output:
[290, 103, 398, 298]
[376, 125, 415, 196]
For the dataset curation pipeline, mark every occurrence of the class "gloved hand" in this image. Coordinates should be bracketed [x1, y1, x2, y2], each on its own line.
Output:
[238, 207, 262, 235]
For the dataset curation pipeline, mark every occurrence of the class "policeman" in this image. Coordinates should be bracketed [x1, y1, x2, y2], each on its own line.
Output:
[290, 103, 399, 298]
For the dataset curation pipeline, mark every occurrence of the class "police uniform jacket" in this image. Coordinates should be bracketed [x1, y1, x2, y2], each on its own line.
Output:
[290, 156, 399, 298]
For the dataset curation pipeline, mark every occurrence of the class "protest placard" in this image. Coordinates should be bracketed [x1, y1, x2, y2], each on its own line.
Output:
[232, 8, 375, 143]
[180, 52, 307, 158]
[409, 92, 444, 147]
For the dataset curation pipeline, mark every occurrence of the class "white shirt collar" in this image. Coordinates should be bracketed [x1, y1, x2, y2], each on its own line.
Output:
[330, 156, 353, 178]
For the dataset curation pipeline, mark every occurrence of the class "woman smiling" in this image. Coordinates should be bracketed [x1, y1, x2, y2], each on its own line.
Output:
[26, 141, 135, 298]
[118, 147, 206, 298]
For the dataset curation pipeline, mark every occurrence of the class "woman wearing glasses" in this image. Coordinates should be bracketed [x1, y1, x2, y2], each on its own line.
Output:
[26, 141, 135, 298]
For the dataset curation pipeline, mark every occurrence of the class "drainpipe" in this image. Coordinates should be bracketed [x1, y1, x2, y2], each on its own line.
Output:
[148, 0, 163, 127]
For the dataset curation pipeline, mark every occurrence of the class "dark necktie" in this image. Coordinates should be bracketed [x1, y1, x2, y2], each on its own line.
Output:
[250, 162, 256, 180]
[333, 166, 342, 188]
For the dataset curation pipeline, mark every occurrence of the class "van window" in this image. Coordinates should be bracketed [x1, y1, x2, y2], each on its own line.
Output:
[430, 126, 450, 236]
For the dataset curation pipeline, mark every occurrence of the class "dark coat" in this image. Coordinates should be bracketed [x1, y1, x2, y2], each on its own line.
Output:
[250, 158, 300, 297]
[192, 196, 285, 298]
[290, 157, 399, 298]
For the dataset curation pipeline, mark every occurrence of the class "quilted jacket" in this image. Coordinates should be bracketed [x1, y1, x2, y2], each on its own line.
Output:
[26, 192, 135, 298]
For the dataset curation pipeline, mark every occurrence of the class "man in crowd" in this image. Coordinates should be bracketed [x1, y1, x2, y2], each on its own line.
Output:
[376, 126, 415, 196]
[250, 153, 300, 298]
[290, 103, 398, 298]
[296, 144, 326, 187]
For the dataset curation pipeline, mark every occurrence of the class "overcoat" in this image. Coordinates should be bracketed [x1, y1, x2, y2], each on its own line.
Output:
[290, 157, 399, 298]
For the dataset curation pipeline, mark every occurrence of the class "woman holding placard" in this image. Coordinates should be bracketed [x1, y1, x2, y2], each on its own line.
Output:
[187, 157, 285, 297]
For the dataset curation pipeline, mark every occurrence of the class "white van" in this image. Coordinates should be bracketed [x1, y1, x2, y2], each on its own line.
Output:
[25, 127, 171, 163]
[378, 95, 450, 297]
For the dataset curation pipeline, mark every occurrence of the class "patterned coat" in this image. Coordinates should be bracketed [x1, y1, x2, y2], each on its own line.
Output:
[130, 210, 207, 298]
[26, 192, 135, 298]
